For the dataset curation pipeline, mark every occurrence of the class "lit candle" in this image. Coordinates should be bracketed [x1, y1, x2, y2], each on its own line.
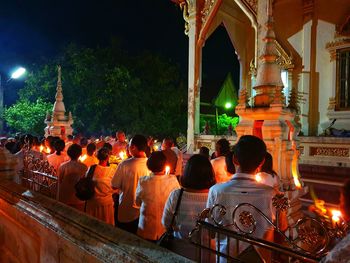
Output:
[79, 154, 87, 162]
[255, 174, 262, 183]
[293, 176, 302, 189]
[165, 166, 170, 175]
[45, 147, 51, 154]
[119, 151, 126, 160]
[39, 145, 44, 152]
[331, 210, 341, 226]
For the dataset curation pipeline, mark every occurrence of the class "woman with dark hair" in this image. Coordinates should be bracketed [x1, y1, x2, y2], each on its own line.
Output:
[211, 138, 232, 183]
[86, 147, 117, 225]
[47, 139, 69, 172]
[136, 151, 180, 241]
[162, 154, 216, 239]
[256, 152, 280, 190]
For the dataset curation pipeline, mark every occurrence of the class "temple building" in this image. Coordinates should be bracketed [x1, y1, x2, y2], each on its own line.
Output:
[44, 66, 74, 139]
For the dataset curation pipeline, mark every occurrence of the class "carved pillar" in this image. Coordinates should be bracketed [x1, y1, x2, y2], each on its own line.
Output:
[186, 0, 203, 153]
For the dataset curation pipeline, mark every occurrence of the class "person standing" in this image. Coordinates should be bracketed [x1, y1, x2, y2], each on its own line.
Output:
[86, 148, 116, 225]
[111, 134, 150, 234]
[136, 151, 180, 241]
[112, 131, 127, 156]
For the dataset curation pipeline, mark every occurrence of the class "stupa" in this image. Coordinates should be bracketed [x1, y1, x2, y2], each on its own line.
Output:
[235, 0, 306, 223]
[44, 66, 73, 139]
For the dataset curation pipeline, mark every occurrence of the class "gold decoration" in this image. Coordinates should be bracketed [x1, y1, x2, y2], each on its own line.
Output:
[239, 211, 255, 229]
[238, 87, 249, 107]
[248, 59, 257, 77]
[179, 0, 190, 35]
[298, 227, 324, 246]
[241, 0, 257, 15]
[201, 0, 216, 24]
[310, 147, 349, 157]
[328, 97, 336, 110]
[272, 194, 290, 212]
[275, 40, 294, 70]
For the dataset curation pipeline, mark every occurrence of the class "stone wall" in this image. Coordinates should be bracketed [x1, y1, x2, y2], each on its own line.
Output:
[0, 179, 191, 263]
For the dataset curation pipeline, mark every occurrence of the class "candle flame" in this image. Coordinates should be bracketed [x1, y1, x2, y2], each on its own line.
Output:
[119, 151, 126, 160]
[39, 145, 44, 152]
[45, 147, 51, 154]
[331, 210, 341, 224]
[165, 166, 170, 175]
[293, 175, 302, 189]
[255, 174, 262, 183]
[315, 199, 327, 214]
[79, 154, 87, 162]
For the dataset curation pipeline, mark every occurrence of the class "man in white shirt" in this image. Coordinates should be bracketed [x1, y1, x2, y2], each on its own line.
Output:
[207, 135, 275, 260]
[111, 134, 150, 234]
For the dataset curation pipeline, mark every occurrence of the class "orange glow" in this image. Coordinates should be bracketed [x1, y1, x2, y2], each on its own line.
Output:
[165, 166, 170, 175]
[255, 174, 262, 183]
[153, 145, 159, 151]
[45, 147, 51, 154]
[119, 151, 126, 160]
[293, 176, 302, 189]
[79, 154, 87, 162]
[331, 210, 342, 225]
[39, 145, 44, 152]
[315, 199, 327, 214]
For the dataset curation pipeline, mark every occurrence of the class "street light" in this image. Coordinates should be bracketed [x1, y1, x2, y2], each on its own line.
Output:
[0, 67, 26, 133]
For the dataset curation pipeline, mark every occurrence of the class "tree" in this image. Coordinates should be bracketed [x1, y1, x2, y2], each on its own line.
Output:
[4, 99, 53, 135]
[18, 43, 187, 138]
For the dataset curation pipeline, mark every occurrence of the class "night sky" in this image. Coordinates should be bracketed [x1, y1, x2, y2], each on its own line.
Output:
[0, 0, 239, 105]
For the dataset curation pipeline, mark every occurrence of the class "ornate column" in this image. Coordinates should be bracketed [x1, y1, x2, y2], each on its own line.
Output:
[184, 0, 203, 153]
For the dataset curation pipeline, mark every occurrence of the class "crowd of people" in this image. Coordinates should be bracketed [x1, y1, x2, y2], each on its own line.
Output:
[1, 132, 349, 262]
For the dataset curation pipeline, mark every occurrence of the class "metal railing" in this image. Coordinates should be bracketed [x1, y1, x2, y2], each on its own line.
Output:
[185, 194, 347, 262]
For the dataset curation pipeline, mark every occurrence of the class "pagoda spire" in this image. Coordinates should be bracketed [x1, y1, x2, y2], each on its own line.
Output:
[52, 65, 66, 115]
[253, 0, 285, 107]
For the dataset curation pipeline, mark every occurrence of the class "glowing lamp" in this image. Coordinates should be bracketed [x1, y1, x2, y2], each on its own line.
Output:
[224, 102, 232, 109]
[11, 67, 26, 79]
[255, 174, 262, 183]
[165, 166, 170, 175]
[331, 210, 341, 225]
[79, 154, 87, 162]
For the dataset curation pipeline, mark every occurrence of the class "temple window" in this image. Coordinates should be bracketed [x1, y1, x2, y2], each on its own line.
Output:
[337, 48, 350, 110]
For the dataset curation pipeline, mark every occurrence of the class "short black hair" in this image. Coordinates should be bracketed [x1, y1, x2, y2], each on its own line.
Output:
[54, 139, 65, 155]
[147, 151, 166, 173]
[181, 154, 216, 190]
[67, 135, 73, 140]
[67, 144, 82, 160]
[80, 137, 88, 147]
[233, 135, 266, 173]
[216, 138, 230, 156]
[87, 143, 97, 156]
[97, 147, 109, 161]
[102, 142, 113, 153]
[130, 134, 148, 152]
[199, 146, 210, 159]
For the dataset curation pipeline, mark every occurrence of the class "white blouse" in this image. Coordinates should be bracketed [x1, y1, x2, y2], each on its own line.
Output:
[136, 174, 180, 240]
[162, 189, 208, 239]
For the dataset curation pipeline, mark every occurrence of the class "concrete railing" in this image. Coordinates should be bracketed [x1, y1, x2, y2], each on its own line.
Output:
[0, 178, 191, 263]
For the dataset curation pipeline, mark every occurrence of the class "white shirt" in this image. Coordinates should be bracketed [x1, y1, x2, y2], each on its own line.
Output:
[162, 189, 208, 239]
[211, 156, 231, 183]
[47, 152, 70, 172]
[207, 173, 276, 258]
[136, 174, 180, 240]
[111, 157, 150, 222]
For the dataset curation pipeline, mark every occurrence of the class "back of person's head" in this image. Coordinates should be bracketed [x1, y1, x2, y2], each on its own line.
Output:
[97, 147, 109, 162]
[67, 135, 73, 141]
[199, 146, 210, 159]
[54, 139, 65, 155]
[67, 144, 82, 160]
[233, 135, 266, 174]
[147, 151, 166, 173]
[261, 152, 277, 177]
[162, 137, 174, 149]
[102, 142, 113, 154]
[130, 134, 147, 152]
[225, 151, 236, 174]
[215, 138, 230, 157]
[80, 137, 88, 147]
[181, 154, 216, 190]
[87, 143, 97, 156]
[341, 180, 350, 221]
